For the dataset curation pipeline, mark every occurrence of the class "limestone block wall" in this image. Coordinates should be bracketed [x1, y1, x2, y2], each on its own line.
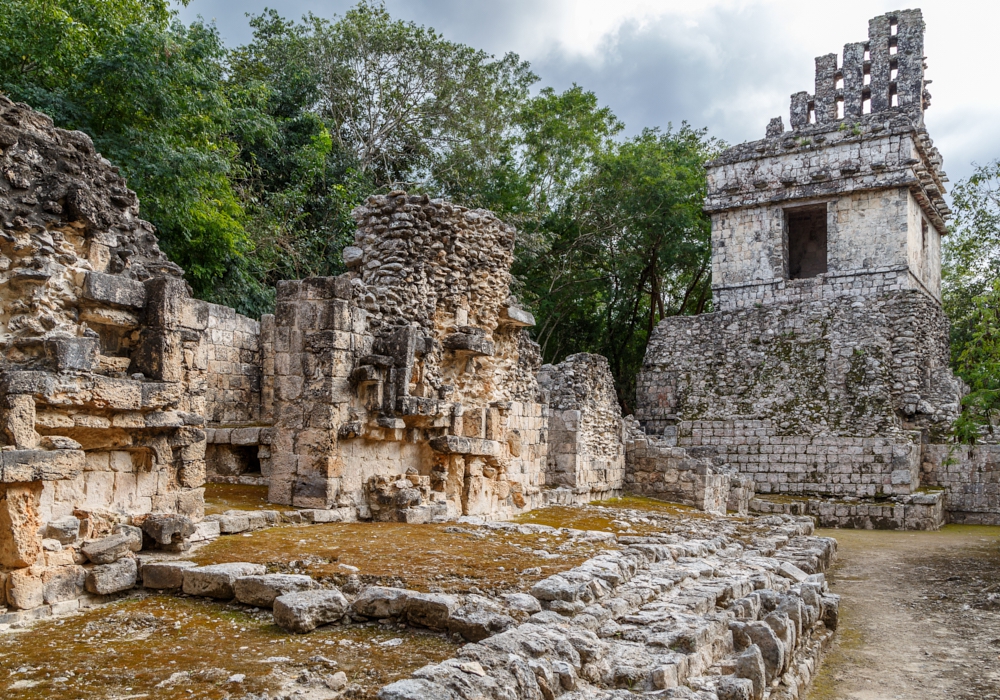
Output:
[623, 425, 730, 513]
[636, 290, 962, 497]
[922, 444, 1000, 524]
[675, 420, 921, 498]
[537, 354, 624, 501]
[202, 304, 261, 425]
[259, 275, 368, 509]
[705, 10, 950, 314]
[255, 193, 551, 521]
[0, 96, 207, 610]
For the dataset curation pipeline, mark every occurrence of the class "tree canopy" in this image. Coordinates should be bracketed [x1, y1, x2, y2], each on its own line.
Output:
[11, 0, 996, 424]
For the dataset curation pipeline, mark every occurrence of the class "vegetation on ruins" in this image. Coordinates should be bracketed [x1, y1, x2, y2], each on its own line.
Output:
[0, 0, 717, 411]
[9, 1, 993, 424]
[945, 160, 1000, 442]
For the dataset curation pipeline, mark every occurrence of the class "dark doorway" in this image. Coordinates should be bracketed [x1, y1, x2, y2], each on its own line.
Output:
[786, 205, 828, 279]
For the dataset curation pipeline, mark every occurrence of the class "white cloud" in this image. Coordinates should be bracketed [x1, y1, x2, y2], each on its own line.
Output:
[176, 0, 1000, 183]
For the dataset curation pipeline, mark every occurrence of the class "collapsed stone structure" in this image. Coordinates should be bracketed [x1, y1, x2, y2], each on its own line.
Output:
[0, 91, 749, 614]
[636, 9, 998, 528]
[0, 96, 213, 608]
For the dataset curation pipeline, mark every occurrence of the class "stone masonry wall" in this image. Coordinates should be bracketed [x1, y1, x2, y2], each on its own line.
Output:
[922, 444, 1000, 525]
[0, 96, 207, 611]
[537, 354, 624, 501]
[202, 304, 261, 426]
[623, 420, 732, 513]
[637, 290, 962, 497]
[258, 193, 548, 520]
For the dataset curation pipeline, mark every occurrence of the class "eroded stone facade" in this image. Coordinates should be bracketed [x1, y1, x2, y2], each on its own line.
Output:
[636, 10, 996, 526]
[0, 95, 208, 608]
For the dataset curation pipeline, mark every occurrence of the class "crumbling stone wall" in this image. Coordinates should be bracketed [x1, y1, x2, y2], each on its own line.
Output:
[257, 194, 548, 520]
[637, 290, 961, 497]
[0, 95, 208, 609]
[537, 354, 625, 501]
[635, 11, 974, 519]
[922, 444, 1000, 524]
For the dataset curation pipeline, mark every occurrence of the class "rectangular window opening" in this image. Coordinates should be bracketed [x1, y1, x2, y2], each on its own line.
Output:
[921, 218, 928, 251]
[835, 76, 844, 90]
[891, 92, 899, 107]
[890, 20, 898, 36]
[863, 97, 872, 114]
[786, 205, 828, 280]
[836, 98, 845, 119]
[864, 71, 871, 86]
[808, 107, 816, 124]
[890, 44, 898, 56]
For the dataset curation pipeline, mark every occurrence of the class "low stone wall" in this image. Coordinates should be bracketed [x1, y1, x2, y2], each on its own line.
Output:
[922, 444, 1000, 524]
[624, 428, 731, 513]
[202, 304, 261, 426]
[751, 492, 945, 530]
[676, 420, 923, 498]
[380, 512, 840, 700]
[538, 354, 625, 501]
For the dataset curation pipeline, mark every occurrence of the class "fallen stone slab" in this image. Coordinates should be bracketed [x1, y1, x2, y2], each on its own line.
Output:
[234, 574, 319, 608]
[142, 514, 195, 546]
[776, 561, 808, 583]
[379, 678, 459, 700]
[352, 586, 411, 619]
[141, 560, 197, 589]
[206, 512, 251, 534]
[112, 524, 143, 552]
[273, 589, 350, 633]
[447, 605, 516, 642]
[45, 516, 81, 544]
[82, 534, 133, 564]
[182, 563, 266, 599]
[502, 593, 542, 615]
[403, 592, 459, 631]
[86, 557, 138, 594]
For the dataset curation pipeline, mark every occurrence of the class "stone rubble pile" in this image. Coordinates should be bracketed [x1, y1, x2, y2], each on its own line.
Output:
[375, 513, 838, 700]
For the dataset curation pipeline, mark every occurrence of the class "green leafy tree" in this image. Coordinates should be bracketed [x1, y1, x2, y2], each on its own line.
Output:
[944, 159, 1000, 441]
[0, 0, 253, 303]
[522, 126, 722, 409]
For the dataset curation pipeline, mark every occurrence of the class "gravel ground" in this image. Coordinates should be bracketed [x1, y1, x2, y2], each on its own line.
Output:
[806, 526, 1000, 700]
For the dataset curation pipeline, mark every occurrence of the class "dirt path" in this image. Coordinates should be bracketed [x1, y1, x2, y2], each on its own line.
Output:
[806, 526, 1000, 700]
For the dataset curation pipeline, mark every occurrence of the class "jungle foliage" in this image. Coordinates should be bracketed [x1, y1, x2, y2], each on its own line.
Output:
[944, 160, 1000, 442]
[0, 0, 722, 409]
[1, 1, 996, 422]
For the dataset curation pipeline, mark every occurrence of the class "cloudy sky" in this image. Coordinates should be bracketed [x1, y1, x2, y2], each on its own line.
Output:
[177, 0, 999, 185]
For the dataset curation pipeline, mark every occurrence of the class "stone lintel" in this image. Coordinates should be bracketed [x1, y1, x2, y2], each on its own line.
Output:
[0, 449, 84, 482]
[429, 435, 501, 458]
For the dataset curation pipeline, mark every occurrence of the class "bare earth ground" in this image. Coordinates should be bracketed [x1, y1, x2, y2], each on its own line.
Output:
[807, 526, 1000, 700]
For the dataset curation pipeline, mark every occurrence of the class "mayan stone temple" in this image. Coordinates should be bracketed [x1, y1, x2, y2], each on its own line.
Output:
[0, 8, 995, 700]
[637, 8, 998, 529]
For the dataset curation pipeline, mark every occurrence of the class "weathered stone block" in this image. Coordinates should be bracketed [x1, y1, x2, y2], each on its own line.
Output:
[141, 560, 197, 589]
[82, 534, 133, 564]
[0, 482, 43, 567]
[142, 514, 195, 546]
[234, 574, 319, 608]
[1, 449, 84, 483]
[42, 565, 86, 604]
[82, 272, 146, 309]
[273, 588, 350, 633]
[6, 568, 44, 609]
[86, 556, 138, 594]
[182, 562, 266, 599]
